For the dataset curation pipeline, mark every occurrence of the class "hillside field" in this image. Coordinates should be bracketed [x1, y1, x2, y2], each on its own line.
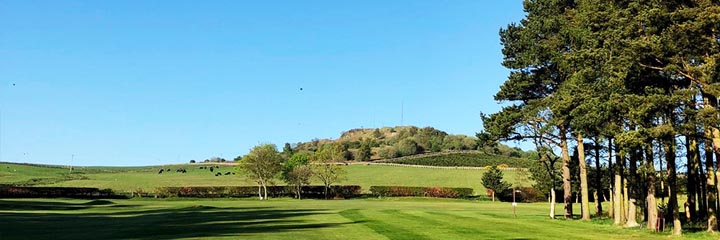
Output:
[0, 163, 531, 194]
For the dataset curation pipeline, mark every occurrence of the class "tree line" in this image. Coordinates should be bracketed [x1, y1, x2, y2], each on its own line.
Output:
[236, 143, 346, 200]
[478, 0, 720, 235]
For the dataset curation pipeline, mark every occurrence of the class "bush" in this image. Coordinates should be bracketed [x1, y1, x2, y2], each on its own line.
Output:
[369, 186, 473, 198]
[154, 185, 361, 199]
[497, 187, 545, 202]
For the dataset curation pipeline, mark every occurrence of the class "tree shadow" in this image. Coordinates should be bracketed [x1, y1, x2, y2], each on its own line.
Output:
[0, 200, 348, 240]
[0, 199, 127, 211]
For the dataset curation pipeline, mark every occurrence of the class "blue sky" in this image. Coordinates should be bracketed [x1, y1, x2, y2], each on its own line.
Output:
[0, 1, 525, 166]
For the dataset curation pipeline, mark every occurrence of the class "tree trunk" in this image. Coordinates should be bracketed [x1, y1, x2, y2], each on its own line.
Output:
[626, 148, 639, 227]
[613, 140, 624, 225]
[706, 131, 718, 231]
[561, 131, 573, 219]
[646, 143, 658, 230]
[577, 134, 591, 220]
[698, 149, 707, 221]
[707, 94, 719, 232]
[263, 184, 268, 200]
[665, 138, 682, 235]
[258, 185, 263, 200]
[325, 184, 329, 200]
[594, 137, 603, 217]
[608, 138, 614, 219]
[550, 189, 556, 219]
[686, 135, 699, 222]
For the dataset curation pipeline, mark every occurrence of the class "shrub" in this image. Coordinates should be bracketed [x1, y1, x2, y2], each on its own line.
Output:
[369, 186, 473, 198]
[497, 187, 545, 202]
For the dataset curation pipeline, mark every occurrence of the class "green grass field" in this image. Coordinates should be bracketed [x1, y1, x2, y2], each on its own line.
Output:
[1, 197, 711, 240]
[0, 163, 530, 194]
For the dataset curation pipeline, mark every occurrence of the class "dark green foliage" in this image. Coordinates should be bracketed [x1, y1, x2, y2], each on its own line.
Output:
[369, 186, 473, 198]
[358, 140, 372, 161]
[395, 139, 419, 157]
[378, 152, 533, 168]
[481, 166, 511, 195]
[154, 185, 361, 199]
[497, 187, 545, 203]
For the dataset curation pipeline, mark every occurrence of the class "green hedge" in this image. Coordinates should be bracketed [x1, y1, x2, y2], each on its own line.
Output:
[369, 186, 473, 198]
[154, 185, 361, 199]
[377, 152, 532, 168]
[0, 186, 123, 199]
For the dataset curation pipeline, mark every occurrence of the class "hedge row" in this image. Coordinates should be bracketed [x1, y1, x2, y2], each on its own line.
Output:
[154, 185, 361, 199]
[0, 186, 124, 199]
[377, 152, 533, 168]
[369, 186, 473, 198]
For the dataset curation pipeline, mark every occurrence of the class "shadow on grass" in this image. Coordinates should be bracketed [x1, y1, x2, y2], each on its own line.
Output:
[0, 200, 345, 240]
[0, 199, 126, 211]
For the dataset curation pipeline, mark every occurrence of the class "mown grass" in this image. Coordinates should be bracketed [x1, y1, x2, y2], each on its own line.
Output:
[0, 198, 712, 240]
[1, 163, 530, 194]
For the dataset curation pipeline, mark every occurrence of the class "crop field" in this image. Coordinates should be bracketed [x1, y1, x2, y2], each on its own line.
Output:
[1, 197, 708, 240]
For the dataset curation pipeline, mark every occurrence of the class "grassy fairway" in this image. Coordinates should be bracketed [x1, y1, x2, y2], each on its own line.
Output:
[1, 163, 529, 194]
[0, 197, 709, 240]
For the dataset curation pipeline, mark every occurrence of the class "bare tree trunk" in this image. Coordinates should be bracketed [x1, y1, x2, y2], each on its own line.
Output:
[646, 143, 658, 230]
[577, 134, 591, 220]
[594, 137, 603, 217]
[613, 139, 625, 225]
[665, 138, 682, 235]
[561, 131, 573, 219]
[263, 184, 268, 200]
[258, 185, 263, 200]
[686, 135, 699, 222]
[706, 94, 719, 232]
[626, 148, 639, 227]
[325, 184, 329, 200]
[608, 138, 614, 219]
[550, 189, 556, 219]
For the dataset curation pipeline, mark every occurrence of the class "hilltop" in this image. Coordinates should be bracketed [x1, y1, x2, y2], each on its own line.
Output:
[285, 126, 537, 162]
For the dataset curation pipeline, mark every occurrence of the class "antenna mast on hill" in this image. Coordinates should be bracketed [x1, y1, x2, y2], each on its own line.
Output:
[401, 100, 404, 126]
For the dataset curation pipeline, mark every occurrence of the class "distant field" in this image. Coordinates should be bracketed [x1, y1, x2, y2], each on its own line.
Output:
[0, 198, 706, 240]
[374, 151, 534, 168]
[0, 163, 531, 194]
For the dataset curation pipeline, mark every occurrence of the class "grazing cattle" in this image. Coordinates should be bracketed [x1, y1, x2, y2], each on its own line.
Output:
[232, 172, 235, 175]
[210, 167, 214, 172]
[158, 169, 164, 174]
[215, 172, 221, 176]
[224, 172, 231, 175]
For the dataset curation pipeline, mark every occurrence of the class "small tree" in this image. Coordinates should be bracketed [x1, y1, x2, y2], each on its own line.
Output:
[312, 144, 347, 199]
[358, 140, 372, 161]
[481, 166, 511, 202]
[282, 153, 312, 199]
[236, 144, 283, 200]
[282, 142, 294, 158]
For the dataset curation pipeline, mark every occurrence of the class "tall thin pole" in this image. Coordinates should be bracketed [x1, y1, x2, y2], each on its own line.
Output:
[401, 100, 404, 126]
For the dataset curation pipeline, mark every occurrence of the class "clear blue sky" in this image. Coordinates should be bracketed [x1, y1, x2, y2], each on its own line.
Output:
[0, 1, 525, 166]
